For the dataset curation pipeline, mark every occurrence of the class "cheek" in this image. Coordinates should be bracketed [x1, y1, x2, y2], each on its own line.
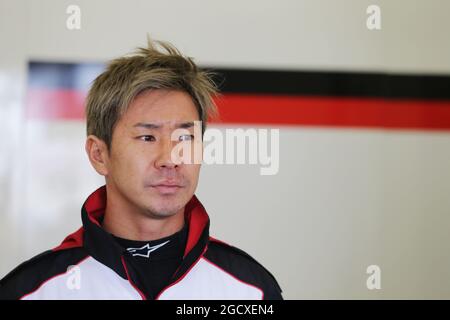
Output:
[111, 145, 148, 181]
[126, 152, 152, 178]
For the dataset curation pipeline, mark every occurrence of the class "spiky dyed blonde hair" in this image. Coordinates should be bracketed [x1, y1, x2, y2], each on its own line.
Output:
[85, 37, 219, 149]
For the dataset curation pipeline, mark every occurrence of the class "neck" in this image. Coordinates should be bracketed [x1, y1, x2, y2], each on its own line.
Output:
[102, 185, 185, 241]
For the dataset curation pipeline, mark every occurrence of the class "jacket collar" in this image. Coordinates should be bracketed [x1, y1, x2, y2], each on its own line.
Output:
[59, 185, 210, 281]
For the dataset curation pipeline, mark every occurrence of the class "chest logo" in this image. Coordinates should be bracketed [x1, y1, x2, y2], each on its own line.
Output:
[126, 240, 170, 258]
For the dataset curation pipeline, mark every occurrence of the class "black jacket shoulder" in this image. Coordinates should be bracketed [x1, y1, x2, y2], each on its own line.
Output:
[0, 248, 87, 300]
[205, 239, 283, 300]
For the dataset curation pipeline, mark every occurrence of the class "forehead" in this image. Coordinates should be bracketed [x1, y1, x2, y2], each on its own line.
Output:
[121, 89, 200, 127]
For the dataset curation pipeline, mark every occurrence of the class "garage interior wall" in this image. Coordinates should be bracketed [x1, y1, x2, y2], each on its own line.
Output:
[0, 0, 450, 299]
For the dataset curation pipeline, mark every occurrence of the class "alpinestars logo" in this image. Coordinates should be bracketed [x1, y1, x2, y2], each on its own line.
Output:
[126, 240, 170, 258]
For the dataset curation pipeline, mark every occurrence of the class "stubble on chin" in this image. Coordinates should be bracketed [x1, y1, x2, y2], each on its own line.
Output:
[139, 193, 187, 219]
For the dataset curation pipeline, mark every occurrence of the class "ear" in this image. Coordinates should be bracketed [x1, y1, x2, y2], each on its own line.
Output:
[85, 135, 110, 176]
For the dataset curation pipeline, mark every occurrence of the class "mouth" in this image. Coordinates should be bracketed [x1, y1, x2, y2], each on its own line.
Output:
[150, 183, 183, 195]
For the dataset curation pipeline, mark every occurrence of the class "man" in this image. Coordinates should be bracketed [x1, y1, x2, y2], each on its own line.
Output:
[0, 39, 283, 300]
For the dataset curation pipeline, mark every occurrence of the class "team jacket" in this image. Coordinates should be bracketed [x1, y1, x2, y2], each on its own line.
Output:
[0, 186, 283, 300]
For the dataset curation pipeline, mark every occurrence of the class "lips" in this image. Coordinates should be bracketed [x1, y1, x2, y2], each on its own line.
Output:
[150, 181, 183, 195]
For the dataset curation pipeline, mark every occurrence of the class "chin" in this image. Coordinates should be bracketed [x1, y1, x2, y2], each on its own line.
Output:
[146, 197, 184, 217]
[140, 187, 193, 216]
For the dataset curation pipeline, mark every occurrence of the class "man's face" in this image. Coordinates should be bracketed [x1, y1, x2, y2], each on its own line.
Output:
[105, 89, 202, 219]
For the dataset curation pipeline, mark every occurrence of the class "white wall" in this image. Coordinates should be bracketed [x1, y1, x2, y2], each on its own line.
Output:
[1, 0, 450, 299]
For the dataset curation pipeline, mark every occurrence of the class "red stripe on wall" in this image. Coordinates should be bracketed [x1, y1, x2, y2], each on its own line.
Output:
[26, 88, 86, 120]
[26, 89, 450, 130]
[214, 94, 450, 130]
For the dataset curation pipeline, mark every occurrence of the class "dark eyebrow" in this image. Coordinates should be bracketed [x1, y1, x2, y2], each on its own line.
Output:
[177, 121, 195, 129]
[133, 122, 195, 129]
[133, 122, 161, 129]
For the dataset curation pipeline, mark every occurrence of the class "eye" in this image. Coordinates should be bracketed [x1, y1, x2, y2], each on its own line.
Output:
[179, 134, 195, 142]
[139, 135, 156, 142]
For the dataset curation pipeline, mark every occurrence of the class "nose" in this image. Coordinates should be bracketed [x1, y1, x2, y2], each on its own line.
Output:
[154, 137, 179, 170]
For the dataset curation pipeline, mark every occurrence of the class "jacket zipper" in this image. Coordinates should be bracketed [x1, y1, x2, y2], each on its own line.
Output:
[121, 255, 147, 300]
[155, 244, 208, 300]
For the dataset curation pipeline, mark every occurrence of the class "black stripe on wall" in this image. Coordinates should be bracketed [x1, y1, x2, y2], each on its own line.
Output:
[209, 68, 450, 100]
[29, 62, 450, 101]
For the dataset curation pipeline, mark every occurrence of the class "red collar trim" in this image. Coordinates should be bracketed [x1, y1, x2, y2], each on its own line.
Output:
[54, 185, 210, 258]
